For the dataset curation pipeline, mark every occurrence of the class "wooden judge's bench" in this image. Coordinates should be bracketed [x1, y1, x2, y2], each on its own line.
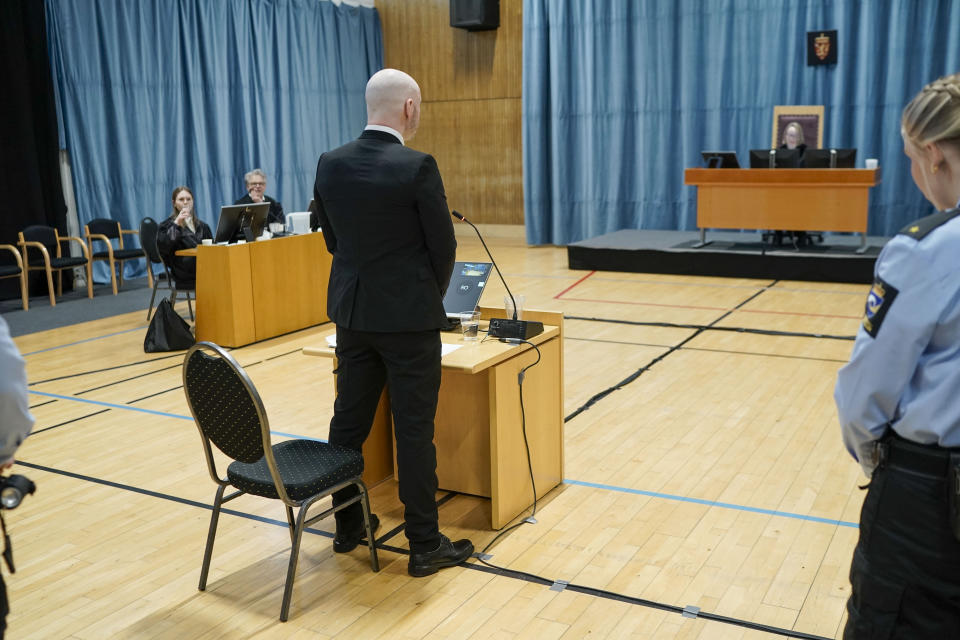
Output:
[684, 168, 881, 250]
[187, 232, 332, 347]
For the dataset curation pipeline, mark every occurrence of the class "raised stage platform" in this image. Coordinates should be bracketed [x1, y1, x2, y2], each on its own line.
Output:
[567, 230, 888, 284]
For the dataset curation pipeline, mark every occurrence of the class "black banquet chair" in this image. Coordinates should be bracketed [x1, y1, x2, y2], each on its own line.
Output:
[84, 218, 150, 295]
[139, 217, 193, 321]
[181, 342, 379, 621]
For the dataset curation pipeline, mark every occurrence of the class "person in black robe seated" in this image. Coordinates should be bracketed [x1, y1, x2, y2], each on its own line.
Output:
[779, 120, 808, 161]
[234, 168, 284, 228]
[772, 121, 814, 246]
[157, 186, 213, 289]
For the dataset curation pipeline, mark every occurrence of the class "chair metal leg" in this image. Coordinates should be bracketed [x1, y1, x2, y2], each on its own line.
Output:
[280, 505, 309, 622]
[199, 484, 227, 591]
[358, 482, 380, 572]
[146, 282, 158, 320]
[186, 292, 194, 321]
[145, 261, 154, 289]
[285, 506, 296, 544]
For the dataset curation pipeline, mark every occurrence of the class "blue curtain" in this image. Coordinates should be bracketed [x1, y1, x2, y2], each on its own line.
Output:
[46, 0, 382, 279]
[523, 0, 960, 245]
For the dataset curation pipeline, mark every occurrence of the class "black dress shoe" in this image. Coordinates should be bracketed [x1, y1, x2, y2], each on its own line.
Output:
[408, 535, 474, 577]
[333, 514, 380, 553]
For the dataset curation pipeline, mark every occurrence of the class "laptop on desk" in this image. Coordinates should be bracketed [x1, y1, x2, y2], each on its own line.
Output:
[442, 261, 492, 329]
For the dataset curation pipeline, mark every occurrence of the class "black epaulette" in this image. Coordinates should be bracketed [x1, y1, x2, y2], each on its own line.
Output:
[898, 208, 960, 240]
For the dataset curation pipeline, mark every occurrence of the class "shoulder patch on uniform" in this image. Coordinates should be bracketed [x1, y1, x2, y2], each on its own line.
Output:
[898, 208, 960, 240]
[862, 276, 898, 338]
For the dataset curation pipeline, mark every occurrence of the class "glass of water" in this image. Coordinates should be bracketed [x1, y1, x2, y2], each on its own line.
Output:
[459, 311, 481, 341]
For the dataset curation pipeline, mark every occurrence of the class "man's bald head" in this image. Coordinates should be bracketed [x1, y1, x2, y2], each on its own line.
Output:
[366, 69, 422, 141]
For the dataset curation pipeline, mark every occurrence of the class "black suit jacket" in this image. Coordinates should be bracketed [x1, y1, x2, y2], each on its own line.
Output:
[313, 130, 457, 332]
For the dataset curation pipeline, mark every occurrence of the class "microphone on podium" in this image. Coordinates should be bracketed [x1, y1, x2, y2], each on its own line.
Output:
[451, 210, 543, 340]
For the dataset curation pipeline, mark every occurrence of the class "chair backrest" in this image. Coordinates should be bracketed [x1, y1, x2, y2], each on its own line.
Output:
[182, 342, 269, 464]
[86, 218, 122, 241]
[21, 225, 58, 257]
[139, 217, 162, 264]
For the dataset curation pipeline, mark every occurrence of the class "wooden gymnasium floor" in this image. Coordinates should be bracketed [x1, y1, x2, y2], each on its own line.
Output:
[6, 228, 868, 639]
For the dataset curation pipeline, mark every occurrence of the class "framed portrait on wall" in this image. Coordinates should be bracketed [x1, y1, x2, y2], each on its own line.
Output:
[771, 105, 824, 149]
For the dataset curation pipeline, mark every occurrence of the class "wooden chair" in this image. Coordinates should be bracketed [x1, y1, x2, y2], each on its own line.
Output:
[0, 244, 28, 311]
[84, 218, 151, 295]
[139, 217, 193, 321]
[182, 342, 380, 621]
[17, 225, 92, 307]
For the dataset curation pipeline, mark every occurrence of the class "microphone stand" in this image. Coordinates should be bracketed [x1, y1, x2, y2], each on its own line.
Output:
[451, 210, 543, 339]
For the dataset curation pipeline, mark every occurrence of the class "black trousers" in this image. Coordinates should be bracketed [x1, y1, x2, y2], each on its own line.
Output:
[328, 325, 442, 552]
[844, 456, 960, 638]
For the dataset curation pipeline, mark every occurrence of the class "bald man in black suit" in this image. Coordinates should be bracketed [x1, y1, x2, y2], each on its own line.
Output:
[313, 68, 473, 577]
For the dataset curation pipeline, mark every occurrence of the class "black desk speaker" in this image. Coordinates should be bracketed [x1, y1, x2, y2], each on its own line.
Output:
[450, 0, 499, 31]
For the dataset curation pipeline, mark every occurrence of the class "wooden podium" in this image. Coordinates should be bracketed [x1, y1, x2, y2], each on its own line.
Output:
[304, 307, 565, 530]
[192, 233, 331, 347]
[684, 168, 881, 250]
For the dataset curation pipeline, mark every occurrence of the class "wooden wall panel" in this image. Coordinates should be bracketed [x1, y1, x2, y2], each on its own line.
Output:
[377, 0, 525, 226]
[416, 98, 522, 223]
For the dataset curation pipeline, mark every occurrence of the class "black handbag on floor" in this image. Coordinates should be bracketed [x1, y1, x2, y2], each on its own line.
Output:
[144, 298, 195, 352]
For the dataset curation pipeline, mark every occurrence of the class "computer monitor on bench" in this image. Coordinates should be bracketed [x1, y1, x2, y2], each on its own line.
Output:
[214, 202, 270, 243]
[701, 151, 740, 169]
[803, 148, 857, 168]
[749, 148, 802, 169]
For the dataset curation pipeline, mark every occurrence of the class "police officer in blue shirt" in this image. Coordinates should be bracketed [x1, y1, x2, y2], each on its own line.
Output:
[835, 72, 960, 638]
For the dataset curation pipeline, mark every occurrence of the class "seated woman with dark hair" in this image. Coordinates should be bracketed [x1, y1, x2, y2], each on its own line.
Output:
[157, 186, 212, 289]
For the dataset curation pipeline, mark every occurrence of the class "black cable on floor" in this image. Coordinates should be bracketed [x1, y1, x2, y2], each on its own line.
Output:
[28, 352, 184, 386]
[28, 409, 111, 436]
[566, 335, 849, 364]
[565, 315, 856, 341]
[75, 363, 181, 395]
[468, 537, 830, 639]
[564, 284, 778, 423]
[13, 459, 831, 639]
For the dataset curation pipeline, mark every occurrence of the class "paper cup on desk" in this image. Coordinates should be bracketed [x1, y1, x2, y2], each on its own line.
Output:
[504, 294, 525, 320]
[201, 239, 212, 246]
[865, 158, 879, 170]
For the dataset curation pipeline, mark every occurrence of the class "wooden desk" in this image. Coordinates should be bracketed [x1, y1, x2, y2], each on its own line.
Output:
[684, 168, 880, 249]
[303, 307, 565, 530]
[191, 233, 331, 347]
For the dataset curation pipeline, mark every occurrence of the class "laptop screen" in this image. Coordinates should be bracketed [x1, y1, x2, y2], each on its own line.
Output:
[443, 261, 492, 318]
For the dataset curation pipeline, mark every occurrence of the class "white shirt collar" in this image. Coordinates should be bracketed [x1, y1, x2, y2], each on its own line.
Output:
[364, 124, 405, 145]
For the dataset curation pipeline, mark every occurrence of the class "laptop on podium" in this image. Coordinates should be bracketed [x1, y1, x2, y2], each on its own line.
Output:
[442, 261, 492, 326]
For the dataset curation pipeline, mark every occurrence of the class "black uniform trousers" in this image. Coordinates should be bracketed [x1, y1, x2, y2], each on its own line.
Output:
[844, 436, 960, 638]
[328, 325, 442, 553]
